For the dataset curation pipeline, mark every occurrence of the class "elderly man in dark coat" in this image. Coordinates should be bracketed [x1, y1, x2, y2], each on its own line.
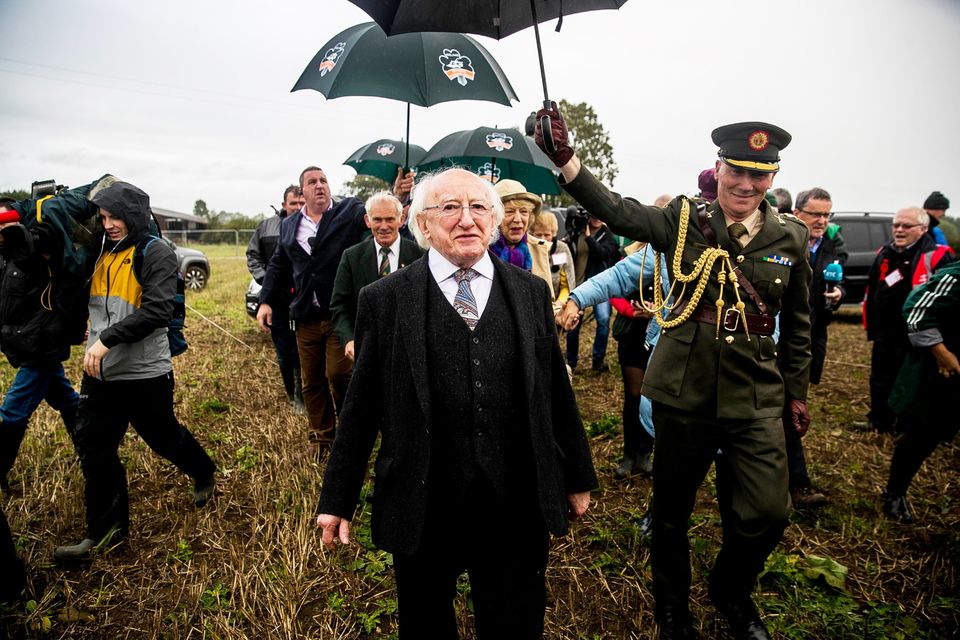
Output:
[316, 168, 597, 639]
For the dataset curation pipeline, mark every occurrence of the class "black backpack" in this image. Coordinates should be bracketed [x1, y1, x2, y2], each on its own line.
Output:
[132, 235, 188, 357]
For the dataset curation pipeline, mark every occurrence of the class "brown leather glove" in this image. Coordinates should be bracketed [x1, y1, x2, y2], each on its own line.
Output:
[533, 101, 574, 167]
[790, 399, 811, 437]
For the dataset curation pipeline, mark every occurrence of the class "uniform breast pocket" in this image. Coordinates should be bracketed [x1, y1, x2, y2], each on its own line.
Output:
[751, 262, 790, 302]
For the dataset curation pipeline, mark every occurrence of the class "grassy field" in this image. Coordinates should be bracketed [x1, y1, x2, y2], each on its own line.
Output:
[0, 248, 957, 639]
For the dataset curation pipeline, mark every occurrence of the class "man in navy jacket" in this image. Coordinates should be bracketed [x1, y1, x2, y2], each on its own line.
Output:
[257, 166, 367, 455]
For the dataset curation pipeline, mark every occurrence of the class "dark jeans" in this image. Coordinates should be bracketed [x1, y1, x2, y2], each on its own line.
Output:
[392, 476, 549, 639]
[74, 373, 215, 539]
[270, 312, 300, 372]
[296, 319, 352, 446]
[0, 364, 79, 480]
[651, 403, 789, 615]
[565, 300, 611, 368]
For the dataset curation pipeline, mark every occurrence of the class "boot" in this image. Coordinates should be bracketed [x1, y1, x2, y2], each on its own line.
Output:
[291, 369, 306, 415]
[193, 474, 216, 507]
[280, 366, 296, 404]
[0, 421, 29, 493]
[54, 524, 125, 562]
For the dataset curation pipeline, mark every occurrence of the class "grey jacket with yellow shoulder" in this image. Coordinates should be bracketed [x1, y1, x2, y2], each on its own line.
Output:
[564, 166, 812, 420]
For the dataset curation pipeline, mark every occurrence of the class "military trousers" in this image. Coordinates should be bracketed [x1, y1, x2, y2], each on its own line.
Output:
[650, 402, 789, 615]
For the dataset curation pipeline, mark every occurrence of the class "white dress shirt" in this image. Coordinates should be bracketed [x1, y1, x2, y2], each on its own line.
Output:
[427, 249, 494, 318]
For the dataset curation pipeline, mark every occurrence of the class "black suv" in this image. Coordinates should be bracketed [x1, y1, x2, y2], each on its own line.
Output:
[830, 212, 893, 304]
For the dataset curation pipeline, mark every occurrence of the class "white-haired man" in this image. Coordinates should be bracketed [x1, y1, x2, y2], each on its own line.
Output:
[316, 168, 597, 638]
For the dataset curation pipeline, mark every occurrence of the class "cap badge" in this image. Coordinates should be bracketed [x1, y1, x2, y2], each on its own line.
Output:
[748, 130, 770, 151]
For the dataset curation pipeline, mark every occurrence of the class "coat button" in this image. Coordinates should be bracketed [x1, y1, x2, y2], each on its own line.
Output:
[475, 380, 482, 388]
[774, 277, 782, 284]
[736, 256, 744, 264]
[473, 358, 480, 365]
[724, 335, 734, 344]
[472, 337, 479, 344]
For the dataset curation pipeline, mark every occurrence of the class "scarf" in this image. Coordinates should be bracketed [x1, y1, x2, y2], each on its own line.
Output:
[491, 234, 532, 271]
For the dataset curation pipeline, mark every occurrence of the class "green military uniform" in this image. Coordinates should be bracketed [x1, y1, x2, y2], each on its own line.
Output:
[563, 163, 812, 619]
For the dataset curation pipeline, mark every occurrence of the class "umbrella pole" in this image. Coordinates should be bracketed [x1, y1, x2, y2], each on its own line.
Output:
[404, 102, 411, 171]
[528, 0, 550, 103]
[529, 0, 557, 154]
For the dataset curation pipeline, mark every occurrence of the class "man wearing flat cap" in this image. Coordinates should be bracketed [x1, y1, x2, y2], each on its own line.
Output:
[535, 109, 811, 640]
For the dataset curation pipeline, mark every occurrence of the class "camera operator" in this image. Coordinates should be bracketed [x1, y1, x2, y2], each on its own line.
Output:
[563, 206, 619, 372]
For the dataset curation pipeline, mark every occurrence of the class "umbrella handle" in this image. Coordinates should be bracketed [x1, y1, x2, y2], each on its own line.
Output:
[540, 100, 557, 155]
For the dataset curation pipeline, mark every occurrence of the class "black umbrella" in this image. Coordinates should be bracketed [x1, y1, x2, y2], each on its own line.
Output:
[345, 1, 630, 152]
[418, 127, 560, 195]
[344, 139, 427, 183]
[293, 22, 518, 167]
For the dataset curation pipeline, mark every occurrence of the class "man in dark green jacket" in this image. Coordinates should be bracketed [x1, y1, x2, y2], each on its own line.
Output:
[535, 109, 811, 640]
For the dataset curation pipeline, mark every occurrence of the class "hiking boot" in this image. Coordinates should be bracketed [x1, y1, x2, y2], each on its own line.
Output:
[711, 594, 770, 640]
[791, 486, 828, 508]
[657, 609, 700, 640]
[591, 358, 610, 373]
[54, 526, 125, 563]
[193, 475, 216, 507]
[882, 491, 914, 523]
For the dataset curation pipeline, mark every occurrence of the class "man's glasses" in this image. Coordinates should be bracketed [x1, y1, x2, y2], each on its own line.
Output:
[798, 209, 833, 220]
[891, 222, 923, 230]
[423, 201, 491, 219]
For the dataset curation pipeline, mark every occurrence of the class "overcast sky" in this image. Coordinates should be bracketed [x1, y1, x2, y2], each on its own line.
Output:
[1, 0, 958, 218]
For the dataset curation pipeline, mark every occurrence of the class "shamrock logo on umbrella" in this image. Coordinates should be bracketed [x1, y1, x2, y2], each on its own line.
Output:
[439, 49, 476, 86]
[485, 132, 513, 152]
[318, 42, 346, 76]
[477, 162, 502, 183]
[376, 143, 397, 156]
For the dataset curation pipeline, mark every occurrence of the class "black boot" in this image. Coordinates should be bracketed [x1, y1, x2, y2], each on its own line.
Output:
[882, 491, 914, 523]
[657, 609, 701, 640]
[0, 421, 29, 493]
[710, 590, 771, 640]
[291, 368, 306, 414]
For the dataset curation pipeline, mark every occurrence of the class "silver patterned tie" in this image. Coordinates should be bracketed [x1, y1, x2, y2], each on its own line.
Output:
[453, 268, 480, 329]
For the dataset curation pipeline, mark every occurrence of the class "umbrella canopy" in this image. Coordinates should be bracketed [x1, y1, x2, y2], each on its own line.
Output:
[293, 22, 518, 108]
[347, 0, 628, 39]
[418, 127, 560, 195]
[344, 139, 427, 183]
[345, 1, 629, 102]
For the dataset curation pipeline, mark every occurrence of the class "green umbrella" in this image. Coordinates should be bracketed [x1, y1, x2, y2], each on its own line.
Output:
[344, 139, 427, 184]
[418, 127, 560, 195]
[293, 22, 518, 168]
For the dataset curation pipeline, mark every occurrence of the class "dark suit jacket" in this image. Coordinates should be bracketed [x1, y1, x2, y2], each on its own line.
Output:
[317, 255, 598, 555]
[259, 198, 367, 321]
[564, 166, 812, 419]
[330, 238, 425, 348]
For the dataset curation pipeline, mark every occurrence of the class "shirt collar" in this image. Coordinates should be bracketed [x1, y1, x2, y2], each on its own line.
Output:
[375, 235, 401, 254]
[722, 208, 762, 234]
[427, 248, 495, 282]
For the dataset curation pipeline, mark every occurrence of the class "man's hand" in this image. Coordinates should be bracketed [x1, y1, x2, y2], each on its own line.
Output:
[790, 399, 811, 437]
[823, 288, 842, 307]
[392, 168, 415, 201]
[533, 101, 574, 168]
[83, 339, 110, 378]
[567, 491, 591, 521]
[256, 304, 273, 333]
[316, 514, 351, 548]
[344, 340, 355, 361]
[931, 343, 960, 378]
[630, 300, 655, 319]
[557, 299, 582, 331]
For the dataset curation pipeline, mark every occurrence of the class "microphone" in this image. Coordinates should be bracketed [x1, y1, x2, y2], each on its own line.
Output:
[824, 262, 843, 294]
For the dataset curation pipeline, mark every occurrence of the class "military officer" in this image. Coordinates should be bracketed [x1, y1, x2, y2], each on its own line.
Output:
[535, 109, 812, 640]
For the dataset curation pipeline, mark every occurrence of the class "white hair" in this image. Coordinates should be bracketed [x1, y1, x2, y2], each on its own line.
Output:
[407, 168, 505, 249]
[897, 206, 929, 227]
[364, 191, 402, 217]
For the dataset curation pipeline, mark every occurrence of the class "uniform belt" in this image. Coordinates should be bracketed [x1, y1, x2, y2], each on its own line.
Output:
[692, 304, 775, 335]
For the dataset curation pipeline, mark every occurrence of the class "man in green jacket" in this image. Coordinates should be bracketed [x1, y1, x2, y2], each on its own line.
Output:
[535, 109, 812, 640]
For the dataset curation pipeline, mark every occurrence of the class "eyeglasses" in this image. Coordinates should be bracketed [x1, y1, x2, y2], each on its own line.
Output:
[423, 201, 492, 219]
[891, 222, 924, 230]
[504, 206, 533, 218]
[797, 209, 833, 220]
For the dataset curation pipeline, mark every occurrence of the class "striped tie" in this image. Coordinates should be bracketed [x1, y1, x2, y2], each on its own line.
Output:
[453, 268, 480, 329]
[378, 247, 391, 277]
